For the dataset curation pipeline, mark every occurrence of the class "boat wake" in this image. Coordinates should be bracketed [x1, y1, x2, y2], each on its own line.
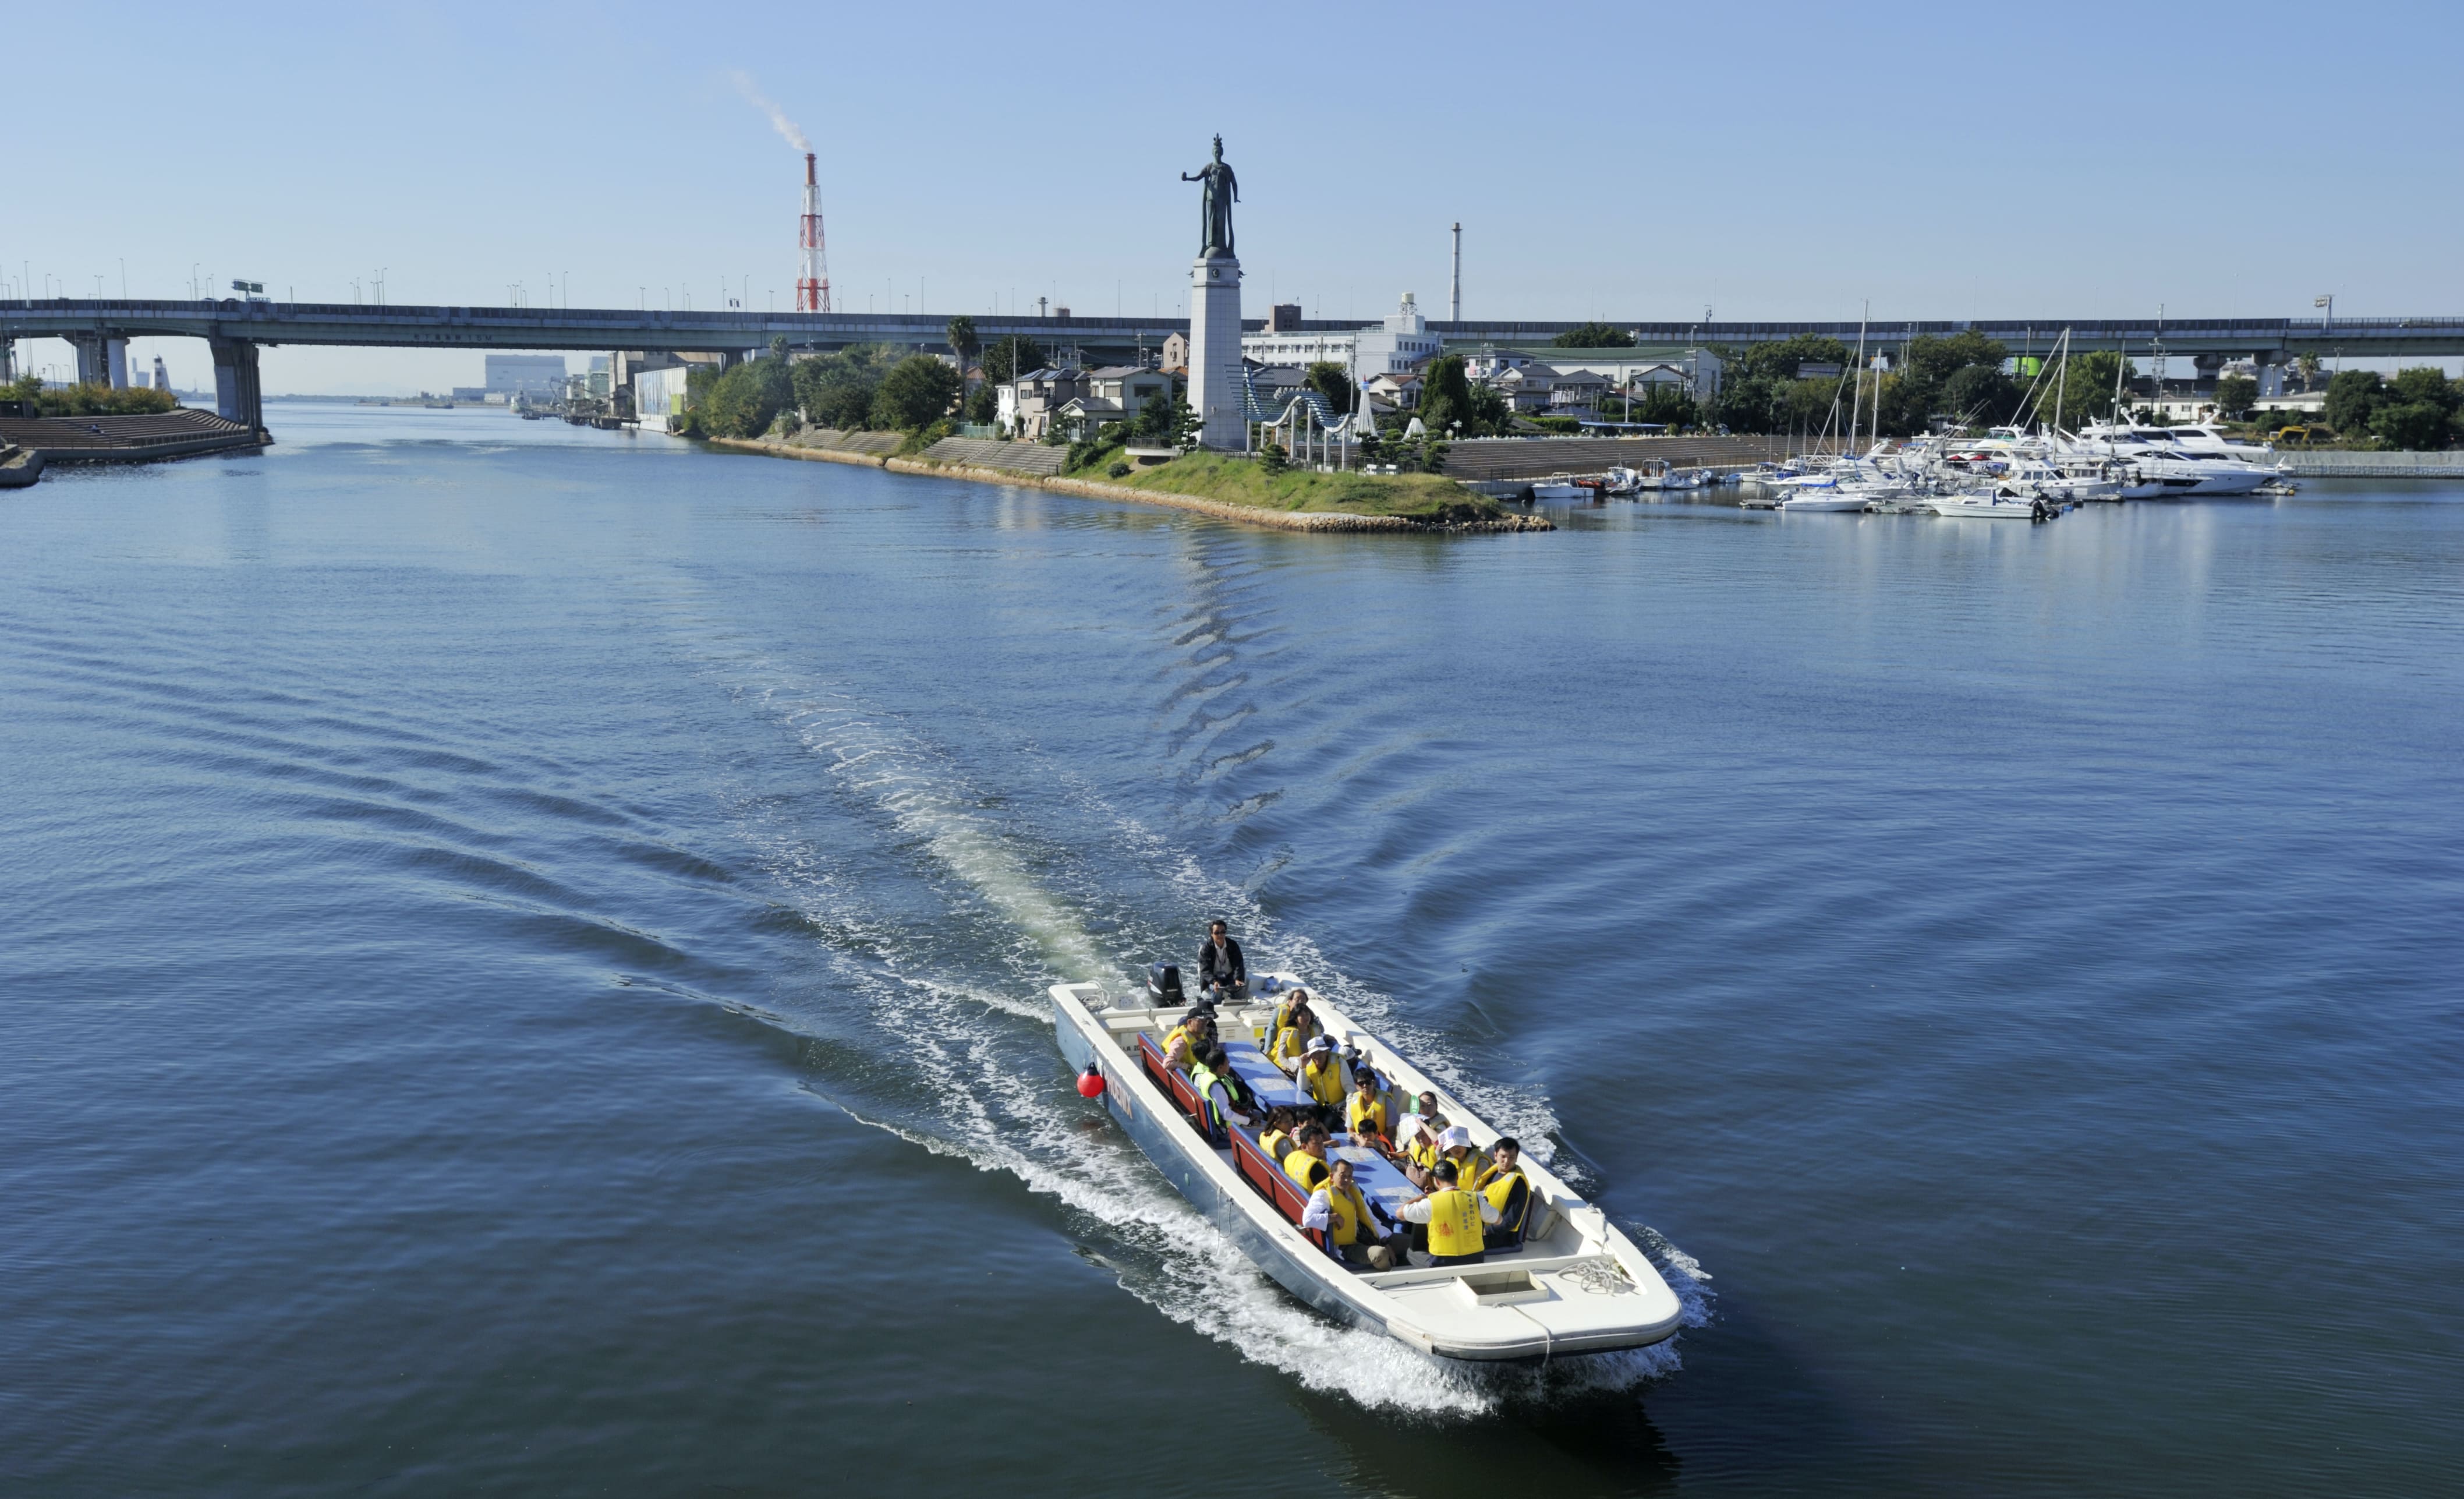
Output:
[643, 577, 1712, 1413]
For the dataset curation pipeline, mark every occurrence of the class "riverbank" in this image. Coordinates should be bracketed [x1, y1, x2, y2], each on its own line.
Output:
[706, 435, 1553, 533]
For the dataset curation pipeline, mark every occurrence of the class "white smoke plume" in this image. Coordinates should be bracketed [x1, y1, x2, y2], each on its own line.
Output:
[730, 70, 809, 153]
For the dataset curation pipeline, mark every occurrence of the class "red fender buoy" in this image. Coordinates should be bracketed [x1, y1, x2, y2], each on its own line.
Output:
[1076, 1066, 1106, 1099]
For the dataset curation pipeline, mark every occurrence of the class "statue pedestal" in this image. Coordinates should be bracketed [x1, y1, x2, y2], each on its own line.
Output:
[1186, 253, 1244, 450]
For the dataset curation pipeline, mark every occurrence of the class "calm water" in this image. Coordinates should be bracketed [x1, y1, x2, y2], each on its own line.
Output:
[5, 406, 2458, 1496]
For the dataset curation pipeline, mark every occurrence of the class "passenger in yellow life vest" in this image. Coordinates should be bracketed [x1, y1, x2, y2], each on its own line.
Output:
[1268, 994, 1318, 1072]
[1478, 1136, 1532, 1244]
[1301, 1159, 1406, 1270]
[1159, 1011, 1215, 1073]
[1297, 1035, 1347, 1111]
[1400, 1111, 1447, 1190]
[1435, 1125, 1493, 1194]
[1280, 1123, 1333, 1193]
[1345, 1074, 1390, 1148]
[1399, 1159, 1502, 1265]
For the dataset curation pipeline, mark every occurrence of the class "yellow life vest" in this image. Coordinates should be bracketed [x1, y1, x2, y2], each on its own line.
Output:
[1425, 1189, 1486, 1257]
[1283, 1149, 1329, 1192]
[1347, 1095, 1389, 1139]
[1258, 1127, 1290, 1160]
[1447, 1148, 1494, 1190]
[1482, 1168, 1525, 1224]
[1300, 1056, 1344, 1109]
[1322, 1183, 1372, 1246]
[1269, 1024, 1308, 1069]
[1407, 1134, 1439, 1172]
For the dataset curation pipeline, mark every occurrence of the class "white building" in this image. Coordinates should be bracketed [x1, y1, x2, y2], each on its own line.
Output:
[1240, 292, 1446, 378]
[633, 366, 692, 432]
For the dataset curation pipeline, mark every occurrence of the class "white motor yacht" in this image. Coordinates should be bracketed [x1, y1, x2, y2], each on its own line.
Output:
[1929, 489, 2052, 519]
[1052, 973, 1686, 1362]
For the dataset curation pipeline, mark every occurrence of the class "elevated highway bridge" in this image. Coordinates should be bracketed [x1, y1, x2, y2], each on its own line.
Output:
[8, 298, 2459, 432]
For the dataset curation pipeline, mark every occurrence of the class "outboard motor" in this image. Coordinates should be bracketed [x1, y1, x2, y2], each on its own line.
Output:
[1147, 963, 1184, 1006]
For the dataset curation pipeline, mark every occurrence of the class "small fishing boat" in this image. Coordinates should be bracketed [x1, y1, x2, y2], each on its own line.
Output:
[1050, 973, 1686, 1362]
[1530, 477, 1587, 500]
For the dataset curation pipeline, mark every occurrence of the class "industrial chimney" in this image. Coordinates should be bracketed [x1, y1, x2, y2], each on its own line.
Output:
[1450, 222, 1461, 323]
[797, 153, 831, 313]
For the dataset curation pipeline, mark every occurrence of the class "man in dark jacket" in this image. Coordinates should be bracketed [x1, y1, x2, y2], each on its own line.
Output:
[1196, 920, 1246, 1002]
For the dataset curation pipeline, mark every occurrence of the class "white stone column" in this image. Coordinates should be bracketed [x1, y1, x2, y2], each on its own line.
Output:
[1186, 253, 1243, 450]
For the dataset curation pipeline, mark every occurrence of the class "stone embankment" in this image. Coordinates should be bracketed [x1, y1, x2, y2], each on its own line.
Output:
[707, 433, 1553, 533]
[2272, 450, 2464, 478]
[0, 409, 267, 463]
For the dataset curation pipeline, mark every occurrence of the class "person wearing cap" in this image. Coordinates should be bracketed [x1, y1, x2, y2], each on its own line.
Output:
[1397, 1159, 1502, 1266]
[1436, 1125, 1492, 1193]
[1301, 1157, 1407, 1270]
[1297, 1034, 1348, 1112]
[1158, 1009, 1215, 1073]
[1195, 920, 1246, 1003]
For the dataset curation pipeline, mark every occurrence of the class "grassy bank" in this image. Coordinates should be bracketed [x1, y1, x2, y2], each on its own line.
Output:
[1109, 451, 1506, 523]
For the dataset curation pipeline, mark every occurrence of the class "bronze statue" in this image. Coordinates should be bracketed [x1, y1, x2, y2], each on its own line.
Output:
[1181, 135, 1239, 259]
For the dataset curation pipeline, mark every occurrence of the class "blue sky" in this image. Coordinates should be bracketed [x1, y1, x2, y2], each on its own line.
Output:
[9, 0, 2457, 393]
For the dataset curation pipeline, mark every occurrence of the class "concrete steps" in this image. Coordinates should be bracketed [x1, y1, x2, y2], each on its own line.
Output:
[916, 437, 1071, 475]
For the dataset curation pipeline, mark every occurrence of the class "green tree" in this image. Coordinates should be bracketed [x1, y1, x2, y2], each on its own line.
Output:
[695, 352, 794, 438]
[2295, 353, 2321, 391]
[1941, 363, 2020, 426]
[2370, 401, 2451, 450]
[961, 381, 998, 425]
[1710, 372, 1780, 433]
[945, 316, 980, 379]
[1779, 376, 1840, 434]
[1258, 441, 1288, 474]
[1899, 331, 2010, 386]
[1303, 360, 1354, 415]
[2324, 370, 2385, 436]
[770, 334, 791, 363]
[792, 353, 879, 430]
[3, 378, 180, 417]
[1552, 322, 1635, 348]
[1732, 334, 1852, 383]
[2035, 351, 2126, 430]
[871, 354, 962, 430]
[979, 335, 1045, 386]
[1465, 382, 1510, 433]
[1632, 385, 1697, 429]
[2387, 366, 2458, 413]
[1419, 354, 1475, 436]
[2213, 374, 2258, 420]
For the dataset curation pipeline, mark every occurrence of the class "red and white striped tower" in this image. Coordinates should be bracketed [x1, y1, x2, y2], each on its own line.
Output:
[796, 152, 830, 313]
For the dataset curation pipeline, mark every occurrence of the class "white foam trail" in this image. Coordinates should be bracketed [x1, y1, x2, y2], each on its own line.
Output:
[630, 576, 1707, 1412]
[729, 70, 810, 154]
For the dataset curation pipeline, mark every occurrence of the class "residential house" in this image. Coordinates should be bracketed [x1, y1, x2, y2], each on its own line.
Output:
[1160, 332, 1189, 376]
[1054, 365, 1176, 441]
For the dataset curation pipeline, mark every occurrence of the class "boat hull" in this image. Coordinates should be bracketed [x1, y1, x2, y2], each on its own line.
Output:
[1050, 981, 1685, 1362]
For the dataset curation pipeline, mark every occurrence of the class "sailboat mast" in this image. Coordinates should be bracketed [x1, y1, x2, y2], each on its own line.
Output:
[1849, 302, 1868, 455]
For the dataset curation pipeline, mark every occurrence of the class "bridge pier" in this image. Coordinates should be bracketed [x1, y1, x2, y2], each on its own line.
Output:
[68, 335, 130, 387]
[209, 337, 264, 433]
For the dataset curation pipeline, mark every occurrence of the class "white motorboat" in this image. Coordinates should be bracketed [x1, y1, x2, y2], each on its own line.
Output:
[1050, 973, 1686, 1362]
[1929, 489, 2052, 519]
[1778, 489, 1873, 512]
[1531, 478, 1587, 500]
